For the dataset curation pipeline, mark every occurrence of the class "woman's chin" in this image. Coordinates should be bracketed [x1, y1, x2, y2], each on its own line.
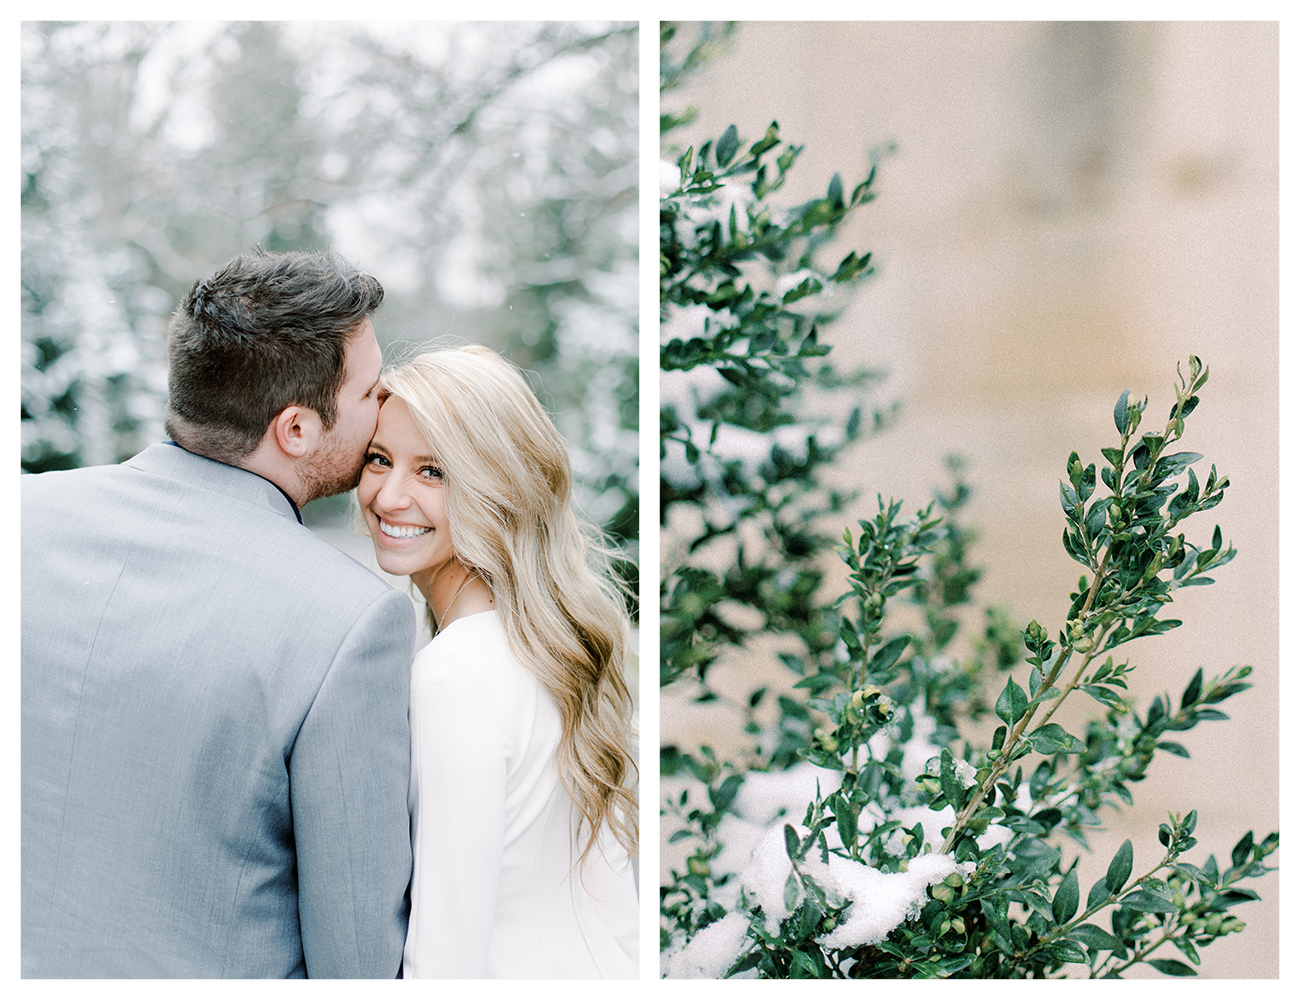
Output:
[370, 541, 406, 578]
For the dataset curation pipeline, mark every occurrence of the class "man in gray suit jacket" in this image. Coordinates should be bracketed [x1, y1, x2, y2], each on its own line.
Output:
[22, 249, 416, 978]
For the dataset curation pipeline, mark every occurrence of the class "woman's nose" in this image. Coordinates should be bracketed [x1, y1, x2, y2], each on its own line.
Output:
[375, 470, 413, 510]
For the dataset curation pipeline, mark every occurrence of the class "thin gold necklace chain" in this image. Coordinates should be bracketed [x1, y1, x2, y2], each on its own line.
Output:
[436, 571, 478, 632]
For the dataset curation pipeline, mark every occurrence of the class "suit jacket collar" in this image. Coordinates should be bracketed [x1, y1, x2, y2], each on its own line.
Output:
[126, 442, 304, 524]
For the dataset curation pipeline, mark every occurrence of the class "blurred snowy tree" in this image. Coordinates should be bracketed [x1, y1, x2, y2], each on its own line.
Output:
[21, 20, 637, 586]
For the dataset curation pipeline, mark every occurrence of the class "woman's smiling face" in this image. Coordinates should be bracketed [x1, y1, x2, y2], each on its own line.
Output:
[358, 396, 455, 586]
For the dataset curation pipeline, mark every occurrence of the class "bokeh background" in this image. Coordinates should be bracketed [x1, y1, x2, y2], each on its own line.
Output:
[20, 20, 639, 630]
[660, 21, 1278, 978]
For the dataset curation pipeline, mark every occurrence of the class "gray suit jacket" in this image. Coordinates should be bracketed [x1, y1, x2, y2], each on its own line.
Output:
[22, 443, 415, 978]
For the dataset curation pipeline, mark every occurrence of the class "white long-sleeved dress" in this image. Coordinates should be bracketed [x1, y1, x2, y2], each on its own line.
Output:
[402, 610, 638, 978]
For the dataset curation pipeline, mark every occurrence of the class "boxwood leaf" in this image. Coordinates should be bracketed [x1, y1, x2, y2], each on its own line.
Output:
[834, 795, 856, 853]
[939, 747, 965, 810]
[1086, 875, 1112, 911]
[1114, 390, 1131, 433]
[1148, 958, 1198, 977]
[1052, 867, 1080, 925]
[716, 124, 739, 167]
[1231, 831, 1254, 868]
[1026, 722, 1086, 755]
[784, 823, 801, 861]
[870, 634, 912, 674]
[1106, 839, 1133, 894]
[1152, 451, 1202, 483]
[996, 676, 1028, 727]
[1119, 889, 1177, 913]
[1071, 923, 1124, 953]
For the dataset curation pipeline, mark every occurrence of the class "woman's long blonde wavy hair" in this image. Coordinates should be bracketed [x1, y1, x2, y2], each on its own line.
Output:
[380, 346, 637, 863]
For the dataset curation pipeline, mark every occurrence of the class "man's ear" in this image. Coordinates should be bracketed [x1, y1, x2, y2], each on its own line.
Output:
[270, 405, 323, 459]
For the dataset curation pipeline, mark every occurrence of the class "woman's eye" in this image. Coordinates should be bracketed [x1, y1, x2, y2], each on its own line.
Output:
[365, 452, 390, 468]
[421, 465, 443, 481]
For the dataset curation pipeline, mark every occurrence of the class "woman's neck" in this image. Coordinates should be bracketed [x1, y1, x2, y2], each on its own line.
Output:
[415, 562, 494, 631]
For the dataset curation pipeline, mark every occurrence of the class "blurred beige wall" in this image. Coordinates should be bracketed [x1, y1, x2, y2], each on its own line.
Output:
[661, 21, 1278, 978]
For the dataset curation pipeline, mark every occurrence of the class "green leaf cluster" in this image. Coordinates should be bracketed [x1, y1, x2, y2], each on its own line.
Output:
[663, 355, 1277, 979]
[658, 28, 1274, 980]
[660, 105, 893, 691]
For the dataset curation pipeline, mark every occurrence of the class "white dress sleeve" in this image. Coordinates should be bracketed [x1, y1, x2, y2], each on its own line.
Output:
[402, 633, 511, 979]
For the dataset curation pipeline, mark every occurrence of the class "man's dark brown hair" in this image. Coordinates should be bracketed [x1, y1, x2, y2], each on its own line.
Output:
[164, 248, 384, 463]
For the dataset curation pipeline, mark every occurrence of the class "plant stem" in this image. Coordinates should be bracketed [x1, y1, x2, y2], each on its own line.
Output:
[939, 605, 1107, 854]
[938, 404, 1182, 855]
[1021, 852, 1176, 962]
[1035, 622, 1115, 730]
[1095, 924, 1176, 978]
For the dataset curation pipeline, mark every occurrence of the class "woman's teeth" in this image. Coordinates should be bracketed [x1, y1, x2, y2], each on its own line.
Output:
[380, 520, 431, 539]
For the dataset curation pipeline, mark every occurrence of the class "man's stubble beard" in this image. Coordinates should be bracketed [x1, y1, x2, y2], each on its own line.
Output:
[298, 428, 367, 505]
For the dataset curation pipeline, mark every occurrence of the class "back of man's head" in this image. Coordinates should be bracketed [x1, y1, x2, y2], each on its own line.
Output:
[164, 248, 384, 464]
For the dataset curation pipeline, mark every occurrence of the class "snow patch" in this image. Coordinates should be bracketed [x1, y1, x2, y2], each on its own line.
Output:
[812, 851, 966, 950]
[663, 911, 752, 979]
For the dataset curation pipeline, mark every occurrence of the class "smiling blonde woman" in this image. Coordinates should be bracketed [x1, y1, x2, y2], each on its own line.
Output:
[358, 345, 638, 979]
